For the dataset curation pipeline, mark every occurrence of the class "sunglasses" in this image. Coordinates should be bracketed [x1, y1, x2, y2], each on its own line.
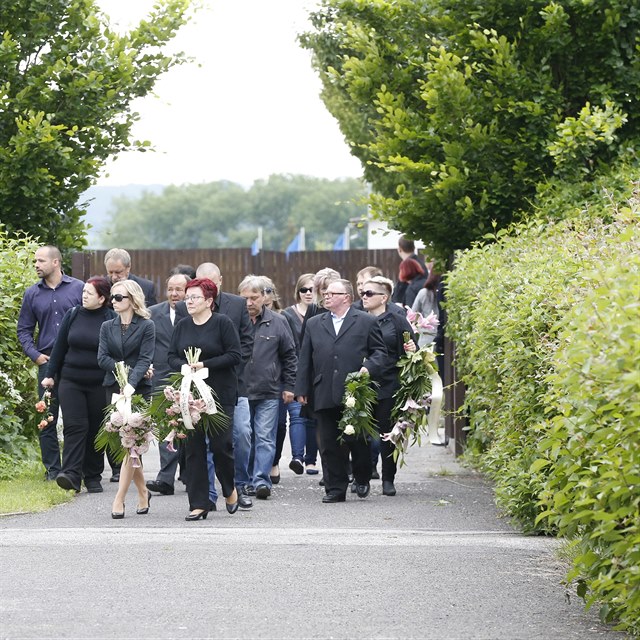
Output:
[362, 290, 386, 298]
[110, 294, 129, 302]
[298, 287, 313, 294]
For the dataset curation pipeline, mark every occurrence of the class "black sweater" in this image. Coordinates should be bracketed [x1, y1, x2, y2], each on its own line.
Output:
[46, 305, 116, 385]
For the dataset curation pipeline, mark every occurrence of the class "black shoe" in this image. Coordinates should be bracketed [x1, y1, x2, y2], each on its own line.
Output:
[111, 504, 125, 519]
[46, 470, 60, 481]
[244, 485, 256, 496]
[289, 458, 304, 475]
[85, 480, 103, 494]
[371, 468, 380, 480]
[382, 480, 396, 496]
[185, 509, 208, 521]
[56, 473, 80, 492]
[350, 481, 357, 493]
[270, 466, 281, 484]
[208, 500, 217, 512]
[136, 491, 151, 515]
[318, 478, 325, 487]
[226, 490, 239, 514]
[356, 483, 370, 499]
[146, 480, 175, 495]
[237, 490, 252, 509]
[255, 485, 271, 500]
[110, 473, 120, 483]
[322, 492, 346, 503]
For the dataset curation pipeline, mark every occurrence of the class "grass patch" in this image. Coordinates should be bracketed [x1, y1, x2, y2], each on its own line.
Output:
[0, 467, 75, 515]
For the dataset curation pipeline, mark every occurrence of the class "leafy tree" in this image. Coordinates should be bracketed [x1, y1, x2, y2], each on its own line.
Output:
[101, 174, 369, 250]
[0, 0, 192, 254]
[300, 0, 640, 261]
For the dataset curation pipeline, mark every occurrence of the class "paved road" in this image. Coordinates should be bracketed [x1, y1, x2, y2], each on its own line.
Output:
[1, 439, 622, 639]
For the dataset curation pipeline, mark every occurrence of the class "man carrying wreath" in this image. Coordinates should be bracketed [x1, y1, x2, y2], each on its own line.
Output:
[294, 279, 387, 503]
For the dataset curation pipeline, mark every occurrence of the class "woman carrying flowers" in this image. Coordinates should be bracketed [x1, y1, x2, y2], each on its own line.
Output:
[362, 276, 417, 496]
[98, 279, 155, 518]
[167, 277, 242, 521]
[41, 277, 116, 493]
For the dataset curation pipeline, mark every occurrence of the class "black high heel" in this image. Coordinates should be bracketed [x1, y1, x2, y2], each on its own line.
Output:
[136, 491, 151, 515]
[225, 490, 239, 514]
[111, 504, 125, 519]
[185, 509, 208, 521]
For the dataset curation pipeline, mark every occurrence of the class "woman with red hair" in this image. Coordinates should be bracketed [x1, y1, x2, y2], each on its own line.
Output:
[42, 276, 116, 493]
[168, 277, 242, 520]
[395, 258, 427, 307]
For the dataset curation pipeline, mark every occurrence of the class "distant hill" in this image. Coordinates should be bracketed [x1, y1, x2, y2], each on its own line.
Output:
[80, 184, 165, 248]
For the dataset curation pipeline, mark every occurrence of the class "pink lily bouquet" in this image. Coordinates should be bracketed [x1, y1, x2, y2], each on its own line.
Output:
[383, 310, 443, 465]
[147, 347, 229, 452]
[35, 389, 54, 430]
[95, 362, 156, 467]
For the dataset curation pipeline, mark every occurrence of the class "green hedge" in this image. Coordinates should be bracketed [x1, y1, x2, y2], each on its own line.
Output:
[445, 176, 639, 633]
[0, 228, 40, 477]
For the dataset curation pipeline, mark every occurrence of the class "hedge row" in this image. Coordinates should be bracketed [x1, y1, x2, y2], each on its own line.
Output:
[445, 175, 639, 633]
[0, 228, 40, 477]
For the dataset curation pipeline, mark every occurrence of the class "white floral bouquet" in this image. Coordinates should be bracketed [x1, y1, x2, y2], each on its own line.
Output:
[147, 347, 229, 451]
[383, 311, 444, 465]
[95, 362, 156, 467]
[337, 371, 379, 443]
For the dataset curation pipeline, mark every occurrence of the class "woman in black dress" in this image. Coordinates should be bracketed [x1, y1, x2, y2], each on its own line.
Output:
[168, 277, 242, 521]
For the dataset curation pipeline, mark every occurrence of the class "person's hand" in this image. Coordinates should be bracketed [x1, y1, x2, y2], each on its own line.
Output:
[41, 377, 55, 389]
[145, 365, 154, 379]
[35, 354, 49, 366]
[296, 395, 307, 405]
[282, 391, 294, 404]
[190, 362, 203, 371]
[404, 340, 417, 353]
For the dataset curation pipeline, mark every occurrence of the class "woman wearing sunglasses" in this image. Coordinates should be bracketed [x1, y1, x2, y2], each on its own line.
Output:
[98, 279, 156, 519]
[282, 274, 319, 476]
[41, 277, 116, 494]
[361, 276, 417, 497]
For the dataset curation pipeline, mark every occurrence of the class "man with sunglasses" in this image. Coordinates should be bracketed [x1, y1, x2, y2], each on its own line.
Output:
[294, 279, 387, 503]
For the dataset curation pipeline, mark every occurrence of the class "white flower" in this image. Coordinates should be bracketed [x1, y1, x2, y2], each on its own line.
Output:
[343, 424, 356, 436]
[344, 396, 356, 409]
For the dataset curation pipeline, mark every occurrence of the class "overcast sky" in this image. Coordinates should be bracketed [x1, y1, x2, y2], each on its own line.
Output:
[96, 0, 363, 187]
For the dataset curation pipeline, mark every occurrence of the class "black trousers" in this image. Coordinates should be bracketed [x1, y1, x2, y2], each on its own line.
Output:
[38, 363, 61, 478]
[185, 404, 235, 510]
[316, 407, 371, 496]
[374, 397, 398, 482]
[58, 378, 108, 487]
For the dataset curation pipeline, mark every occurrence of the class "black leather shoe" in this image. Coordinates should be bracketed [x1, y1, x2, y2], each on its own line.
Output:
[146, 480, 175, 495]
[185, 509, 208, 521]
[56, 473, 80, 492]
[255, 485, 271, 500]
[244, 485, 256, 496]
[356, 483, 370, 499]
[208, 500, 217, 512]
[382, 480, 396, 496]
[371, 468, 380, 480]
[136, 491, 151, 515]
[238, 491, 252, 509]
[289, 458, 304, 475]
[322, 492, 346, 503]
[85, 480, 103, 493]
[225, 494, 239, 514]
[110, 473, 120, 483]
[111, 504, 125, 519]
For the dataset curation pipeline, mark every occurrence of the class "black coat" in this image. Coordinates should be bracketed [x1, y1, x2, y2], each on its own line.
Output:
[294, 307, 387, 411]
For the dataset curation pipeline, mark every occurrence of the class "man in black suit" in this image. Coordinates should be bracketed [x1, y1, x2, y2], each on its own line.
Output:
[173, 262, 254, 509]
[104, 247, 158, 307]
[294, 279, 387, 503]
[145, 273, 189, 496]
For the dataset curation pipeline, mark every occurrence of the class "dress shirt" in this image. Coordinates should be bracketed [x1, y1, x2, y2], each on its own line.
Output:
[331, 311, 347, 335]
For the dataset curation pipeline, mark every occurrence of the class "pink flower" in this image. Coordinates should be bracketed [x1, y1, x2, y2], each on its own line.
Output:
[38, 419, 48, 430]
[110, 411, 124, 427]
[406, 308, 418, 323]
[35, 401, 46, 413]
[401, 398, 421, 412]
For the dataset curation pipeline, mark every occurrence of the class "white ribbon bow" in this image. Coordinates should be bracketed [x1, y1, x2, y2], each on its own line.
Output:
[179, 364, 217, 430]
[111, 383, 135, 421]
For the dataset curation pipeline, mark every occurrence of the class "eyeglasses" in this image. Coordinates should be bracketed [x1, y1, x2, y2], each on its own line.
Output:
[362, 290, 386, 298]
[322, 291, 348, 298]
[184, 295, 205, 302]
[110, 294, 129, 302]
[298, 287, 313, 294]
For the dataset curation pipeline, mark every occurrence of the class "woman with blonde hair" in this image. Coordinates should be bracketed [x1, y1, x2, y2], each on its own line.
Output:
[98, 279, 155, 519]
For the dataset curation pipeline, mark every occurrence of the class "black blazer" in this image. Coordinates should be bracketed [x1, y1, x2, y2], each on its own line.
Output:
[149, 301, 175, 386]
[97, 314, 156, 390]
[129, 273, 158, 308]
[294, 307, 387, 411]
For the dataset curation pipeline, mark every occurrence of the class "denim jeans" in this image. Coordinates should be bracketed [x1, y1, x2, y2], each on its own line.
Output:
[249, 398, 280, 489]
[287, 400, 306, 460]
[232, 396, 252, 489]
[38, 362, 61, 478]
[205, 435, 218, 504]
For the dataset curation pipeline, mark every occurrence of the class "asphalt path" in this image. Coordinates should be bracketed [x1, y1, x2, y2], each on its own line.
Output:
[0, 438, 623, 640]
